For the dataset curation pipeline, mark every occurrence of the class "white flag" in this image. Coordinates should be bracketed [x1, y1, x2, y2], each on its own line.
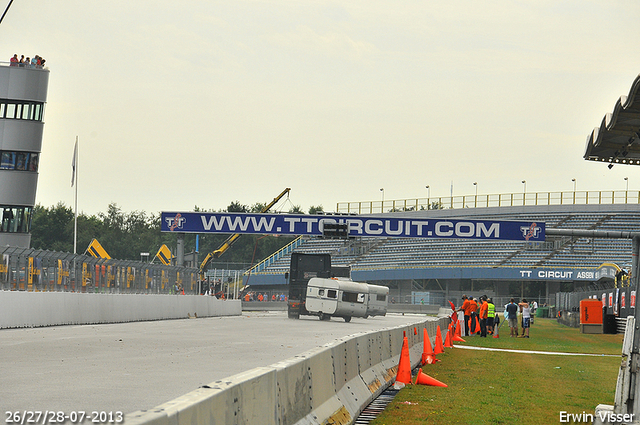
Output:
[71, 138, 77, 187]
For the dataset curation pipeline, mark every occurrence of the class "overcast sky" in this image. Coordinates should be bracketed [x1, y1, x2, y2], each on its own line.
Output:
[3, 1, 640, 216]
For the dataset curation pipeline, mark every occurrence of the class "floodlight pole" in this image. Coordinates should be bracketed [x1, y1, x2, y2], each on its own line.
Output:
[176, 233, 185, 267]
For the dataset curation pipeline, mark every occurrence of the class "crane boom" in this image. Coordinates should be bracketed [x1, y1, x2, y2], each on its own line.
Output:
[0, 0, 14, 26]
[199, 188, 291, 279]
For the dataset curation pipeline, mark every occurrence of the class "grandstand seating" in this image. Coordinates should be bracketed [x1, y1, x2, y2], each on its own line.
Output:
[253, 207, 640, 277]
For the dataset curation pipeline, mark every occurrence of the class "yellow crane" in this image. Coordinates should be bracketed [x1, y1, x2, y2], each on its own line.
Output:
[198, 188, 291, 280]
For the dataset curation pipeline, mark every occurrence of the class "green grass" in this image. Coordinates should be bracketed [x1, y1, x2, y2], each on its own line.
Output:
[371, 319, 623, 425]
[458, 314, 623, 355]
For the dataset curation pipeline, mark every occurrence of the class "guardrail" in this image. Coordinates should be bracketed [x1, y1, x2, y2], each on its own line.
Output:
[125, 315, 450, 425]
[0, 60, 48, 69]
[337, 190, 640, 214]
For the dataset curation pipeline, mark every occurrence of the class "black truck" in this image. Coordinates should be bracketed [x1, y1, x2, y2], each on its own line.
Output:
[286, 252, 350, 319]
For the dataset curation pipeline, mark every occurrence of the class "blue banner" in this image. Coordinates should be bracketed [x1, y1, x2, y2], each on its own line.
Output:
[161, 212, 545, 242]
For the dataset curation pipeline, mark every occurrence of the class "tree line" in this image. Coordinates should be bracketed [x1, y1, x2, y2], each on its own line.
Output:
[30, 201, 325, 267]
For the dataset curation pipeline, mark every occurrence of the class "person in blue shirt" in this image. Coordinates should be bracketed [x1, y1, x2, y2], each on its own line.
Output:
[505, 299, 519, 337]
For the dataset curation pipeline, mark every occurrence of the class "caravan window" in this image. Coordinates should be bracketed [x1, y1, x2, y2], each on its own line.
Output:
[377, 294, 387, 302]
[327, 289, 337, 299]
[318, 289, 325, 296]
[342, 291, 365, 303]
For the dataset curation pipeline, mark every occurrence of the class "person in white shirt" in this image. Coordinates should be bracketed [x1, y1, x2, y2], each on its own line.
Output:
[530, 300, 538, 323]
[518, 299, 531, 338]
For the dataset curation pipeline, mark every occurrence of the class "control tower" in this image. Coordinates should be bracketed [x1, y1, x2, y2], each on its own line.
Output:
[0, 60, 49, 247]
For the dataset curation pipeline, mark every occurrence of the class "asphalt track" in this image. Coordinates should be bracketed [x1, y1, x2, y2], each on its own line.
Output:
[1, 311, 427, 416]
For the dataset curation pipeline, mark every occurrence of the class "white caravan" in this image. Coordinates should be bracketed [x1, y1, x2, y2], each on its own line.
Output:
[305, 277, 388, 322]
[365, 283, 389, 318]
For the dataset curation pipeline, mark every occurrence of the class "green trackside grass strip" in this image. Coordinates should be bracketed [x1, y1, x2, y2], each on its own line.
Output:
[371, 319, 623, 425]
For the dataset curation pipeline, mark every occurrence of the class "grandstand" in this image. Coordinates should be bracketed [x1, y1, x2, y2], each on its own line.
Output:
[243, 200, 640, 306]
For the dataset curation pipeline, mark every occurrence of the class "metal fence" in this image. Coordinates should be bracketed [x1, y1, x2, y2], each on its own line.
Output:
[337, 190, 640, 214]
[0, 246, 199, 294]
[556, 284, 635, 317]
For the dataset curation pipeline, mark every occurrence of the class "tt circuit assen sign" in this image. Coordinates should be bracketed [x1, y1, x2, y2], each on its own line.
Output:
[161, 212, 545, 242]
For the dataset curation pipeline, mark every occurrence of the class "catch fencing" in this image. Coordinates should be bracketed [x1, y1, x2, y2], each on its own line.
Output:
[0, 246, 199, 294]
[556, 283, 634, 332]
[556, 283, 634, 317]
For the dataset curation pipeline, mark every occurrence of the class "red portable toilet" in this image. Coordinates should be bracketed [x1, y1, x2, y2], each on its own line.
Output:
[580, 299, 603, 334]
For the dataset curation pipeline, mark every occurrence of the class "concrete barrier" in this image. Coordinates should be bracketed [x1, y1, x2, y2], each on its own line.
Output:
[125, 315, 450, 425]
[241, 301, 442, 315]
[273, 346, 337, 424]
[0, 291, 241, 328]
[126, 367, 278, 425]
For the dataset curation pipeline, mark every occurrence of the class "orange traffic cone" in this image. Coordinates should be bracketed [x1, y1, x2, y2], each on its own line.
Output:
[422, 328, 438, 364]
[474, 316, 481, 334]
[493, 323, 500, 338]
[444, 326, 453, 348]
[414, 327, 417, 335]
[434, 325, 444, 355]
[415, 369, 448, 387]
[396, 336, 412, 385]
[453, 321, 466, 342]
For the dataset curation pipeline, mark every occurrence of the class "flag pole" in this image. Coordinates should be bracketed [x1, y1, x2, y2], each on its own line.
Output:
[72, 137, 78, 254]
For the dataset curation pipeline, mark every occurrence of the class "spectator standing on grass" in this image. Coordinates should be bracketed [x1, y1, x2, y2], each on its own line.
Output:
[486, 297, 495, 335]
[506, 298, 519, 337]
[531, 300, 538, 324]
[458, 295, 472, 336]
[470, 297, 479, 334]
[479, 296, 488, 337]
[518, 299, 531, 338]
[493, 306, 501, 336]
